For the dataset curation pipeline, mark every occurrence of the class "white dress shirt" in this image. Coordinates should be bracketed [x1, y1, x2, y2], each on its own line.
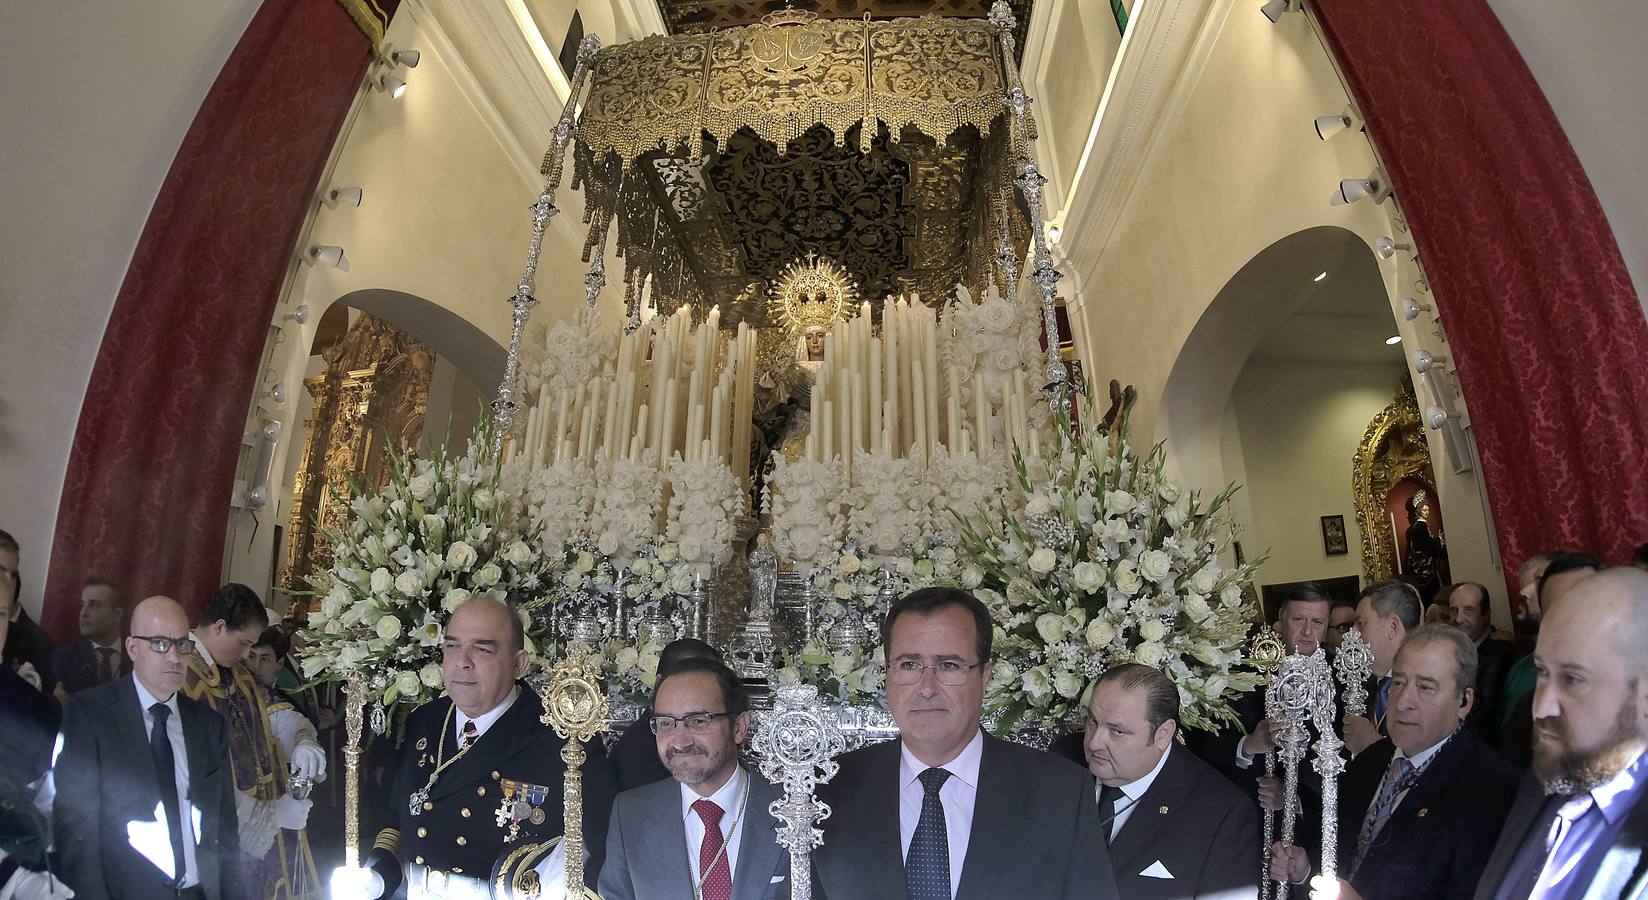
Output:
[453, 685, 520, 747]
[899, 729, 984, 900]
[681, 764, 749, 889]
[1097, 741, 1173, 840]
[1375, 733, 1450, 815]
[133, 675, 201, 888]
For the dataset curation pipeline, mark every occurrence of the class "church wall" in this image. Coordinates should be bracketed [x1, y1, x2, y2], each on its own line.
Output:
[1225, 358, 1405, 589]
[0, 1, 259, 618]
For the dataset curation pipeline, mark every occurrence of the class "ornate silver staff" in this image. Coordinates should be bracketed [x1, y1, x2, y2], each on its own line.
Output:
[1266, 650, 1320, 900]
[1247, 627, 1286, 900]
[1309, 650, 1347, 885]
[1333, 626, 1375, 718]
[753, 684, 846, 900]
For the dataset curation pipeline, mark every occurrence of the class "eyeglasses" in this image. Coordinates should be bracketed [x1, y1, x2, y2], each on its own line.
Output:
[131, 635, 197, 656]
[649, 712, 732, 735]
[888, 659, 985, 686]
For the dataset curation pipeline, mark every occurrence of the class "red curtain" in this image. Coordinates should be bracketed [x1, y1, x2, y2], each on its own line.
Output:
[43, 0, 377, 639]
[1312, 0, 1648, 597]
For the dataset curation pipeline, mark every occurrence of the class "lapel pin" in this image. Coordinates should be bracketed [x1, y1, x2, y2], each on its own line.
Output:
[416, 737, 428, 751]
[1417, 808, 1429, 817]
[1159, 805, 1170, 814]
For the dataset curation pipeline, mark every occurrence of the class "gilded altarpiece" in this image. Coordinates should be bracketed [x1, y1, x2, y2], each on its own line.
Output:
[1352, 379, 1439, 582]
[283, 314, 433, 611]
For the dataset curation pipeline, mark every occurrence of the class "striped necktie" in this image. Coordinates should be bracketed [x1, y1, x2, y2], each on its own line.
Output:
[1352, 755, 1416, 876]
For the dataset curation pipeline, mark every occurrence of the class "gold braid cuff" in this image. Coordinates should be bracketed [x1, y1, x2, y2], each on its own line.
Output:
[372, 827, 401, 858]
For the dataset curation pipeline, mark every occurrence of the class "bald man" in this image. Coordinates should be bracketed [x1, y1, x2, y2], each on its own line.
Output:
[1475, 568, 1648, 900]
[54, 596, 246, 899]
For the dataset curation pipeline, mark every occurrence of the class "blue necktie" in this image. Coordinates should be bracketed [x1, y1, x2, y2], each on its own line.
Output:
[1374, 676, 1392, 726]
[906, 767, 952, 900]
[1352, 756, 1415, 876]
[148, 703, 188, 888]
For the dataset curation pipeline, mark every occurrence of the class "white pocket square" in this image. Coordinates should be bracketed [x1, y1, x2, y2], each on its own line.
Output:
[770, 875, 786, 883]
[1139, 861, 1174, 879]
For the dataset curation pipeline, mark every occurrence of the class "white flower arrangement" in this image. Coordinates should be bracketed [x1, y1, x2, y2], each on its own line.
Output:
[941, 284, 1046, 423]
[956, 390, 1265, 735]
[842, 449, 927, 556]
[519, 303, 616, 401]
[299, 420, 552, 708]
[778, 641, 886, 705]
[587, 451, 664, 564]
[594, 634, 665, 704]
[764, 454, 845, 566]
[664, 454, 746, 567]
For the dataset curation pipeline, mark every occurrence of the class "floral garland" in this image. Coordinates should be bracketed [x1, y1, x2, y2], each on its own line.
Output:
[956, 390, 1264, 735]
[300, 420, 552, 708]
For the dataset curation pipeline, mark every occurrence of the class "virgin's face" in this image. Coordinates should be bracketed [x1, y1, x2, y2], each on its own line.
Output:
[805, 331, 825, 360]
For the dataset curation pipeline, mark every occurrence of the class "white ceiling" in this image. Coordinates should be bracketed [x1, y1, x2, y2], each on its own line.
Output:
[1246, 230, 1407, 367]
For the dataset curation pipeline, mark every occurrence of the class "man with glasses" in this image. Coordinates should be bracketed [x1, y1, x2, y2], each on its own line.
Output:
[598, 657, 789, 900]
[53, 595, 246, 899]
[812, 587, 1116, 899]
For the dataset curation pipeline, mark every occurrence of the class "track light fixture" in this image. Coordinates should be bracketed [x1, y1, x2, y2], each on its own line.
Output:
[1330, 167, 1391, 207]
[1412, 348, 1449, 374]
[325, 186, 363, 208]
[282, 304, 311, 325]
[1314, 107, 1361, 141]
[1375, 236, 1414, 259]
[1425, 406, 1455, 431]
[1260, 0, 1301, 23]
[375, 71, 407, 98]
[306, 245, 350, 272]
[1400, 297, 1432, 321]
[385, 47, 420, 69]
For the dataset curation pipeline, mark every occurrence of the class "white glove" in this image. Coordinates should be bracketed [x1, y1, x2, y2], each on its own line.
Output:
[4, 868, 77, 900]
[14, 662, 41, 691]
[289, 740, 327, 782]
[328, 866, 383, 900]
[274, 795, 312, 831]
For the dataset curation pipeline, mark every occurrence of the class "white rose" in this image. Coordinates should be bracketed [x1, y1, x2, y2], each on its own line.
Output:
[1104, 518, 1132, 542]
[1021, 666, 1052, 701]
[1063, 608, 1088, 633]
[574, 551, 596, 575]
[419, 663, 444, 689]
[1054, 671, 1084, 699]
[1026, 494, 1054, 517]
[376, 615, 404, 641]
[394, 670, 422, 699]
[775, 667, 801, 687]
[442, 588, 473, 612]
[1135, 641, 1165, 667]
[913, 558, 935, 579]
[1139, 550, 1173, 583]
[446, 542, 478, 572]
[1163, 506, 1187, 530]
[960, 566, 985, 590]
[838, 553, 862, 574]
[833, 582, 855, 601]
[896, 557, 916, 579]
[1220, 582, 1244, 607]
[1071, 561, 1105, 593]
[474, 564, 502, 588]
[1027, 548, 1058, 575]
[596, 531, 621, 557]
[615, 647, 641, 671]
[370, 567, 393, 595]
[393, 570, 421, 600]
[668, 572, 695, 595]
[656, 543, 678, 563]
[1139, 618, 1166, 642]
[1035, 613, 1067, 643]
[505, 541, 534, 567]
[1104, 490, 1137, 515]
[408, 475, 435, 501]
[678, 537, 705, 563]
[829, 652, 856, 676]
[1113, 560, 1143, 595]
[1183, 593, 1212, 622]
[1085, 618, 1115, 648]
[1189, 566, 1217, 595]
[992, 659, 1019, 688]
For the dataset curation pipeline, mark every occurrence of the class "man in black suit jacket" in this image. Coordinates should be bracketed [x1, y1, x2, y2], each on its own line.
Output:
[0, 532, 56, 695]
[1474, 568, 1648, 900]
[51, 577, 131, 699]
[812, 587, 1116, 900]
[1271, 625, 1517, 900]
[1443, 582, 1516, 738]
[52, 595, 245, 900]
[1077, 663, 1259, 899]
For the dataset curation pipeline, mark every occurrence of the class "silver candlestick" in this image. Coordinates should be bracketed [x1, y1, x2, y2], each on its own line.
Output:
[753, 685, 846, 900]
[1333, 627, 1375, 718]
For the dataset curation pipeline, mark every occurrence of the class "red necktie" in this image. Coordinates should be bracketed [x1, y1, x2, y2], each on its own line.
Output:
[96, 647, 117, 683]
[461, 720, 478, 750]
[693, 799, 732, 900]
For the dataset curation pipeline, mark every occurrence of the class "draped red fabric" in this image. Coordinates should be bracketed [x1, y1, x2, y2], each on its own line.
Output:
[42, 0, 377, 639]
[1311, 0, 1648, 596]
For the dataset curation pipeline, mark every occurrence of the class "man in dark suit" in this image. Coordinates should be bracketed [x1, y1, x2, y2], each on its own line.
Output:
[51, 576, 131, 701]
[1342, 580, 1423, 758]
[52, 595, 245, 900]
[1445, 581, 1516, 738]
[345, 595, 617, 899]
[598, 657, 789, 900]
[0, 600, 70, 900]
[0, 530, 57, 695]
[812, 587, 1116, 900]
[1271, 624, 1518, 900]
[1475, 567, 1648, 900]
[1079, 663, 1258, 899]
[608, 638, 723, 792]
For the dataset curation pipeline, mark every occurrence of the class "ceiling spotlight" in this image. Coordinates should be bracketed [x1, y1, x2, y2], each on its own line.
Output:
[1375, 236, 1414, 259]
[1400, 297, 1433, 321]
[1385, 335, 1403, 346]
[282, 304, 311, 325]
[1425, 405, 1455, 431]
[1260, 0, 1300, 23]
[1330, 168, 1392, 207]
[1413, 348, 1449, 374]
[376, 71, 407, 98]
[269, 384, 288, 405]
[306, 245, 350, 272]
[325, 186, 363, 208]
[1313, 107, 1361, 141]
[1313, 271, 1328, 283]
[389, 49, 420, 69]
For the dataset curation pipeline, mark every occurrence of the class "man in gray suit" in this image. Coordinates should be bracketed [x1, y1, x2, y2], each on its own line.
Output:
[1083, 663, 1259, 899]
[599, 657, 789, 900]
[812, 587, 1118, 900]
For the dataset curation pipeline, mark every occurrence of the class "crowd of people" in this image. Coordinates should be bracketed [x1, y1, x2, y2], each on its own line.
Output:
[4, 521, 1648, 900]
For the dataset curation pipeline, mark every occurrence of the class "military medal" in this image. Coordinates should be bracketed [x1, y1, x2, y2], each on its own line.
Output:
[409, 787, 430, 817]
[496, 779, 552, 843]
[530, 808, 545, 825]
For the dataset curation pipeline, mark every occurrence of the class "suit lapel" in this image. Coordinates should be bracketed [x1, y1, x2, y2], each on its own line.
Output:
[1107, 748, 1187, 877]
[1584, 796, 1648, 900]
[177, 698, 214, 806]
[733, 774, 787, 900]
[857, 741, 908, 899]
[430, 688, 541, 801]
[957, 737, 1019, 900]
[111, 678, 162, 811]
